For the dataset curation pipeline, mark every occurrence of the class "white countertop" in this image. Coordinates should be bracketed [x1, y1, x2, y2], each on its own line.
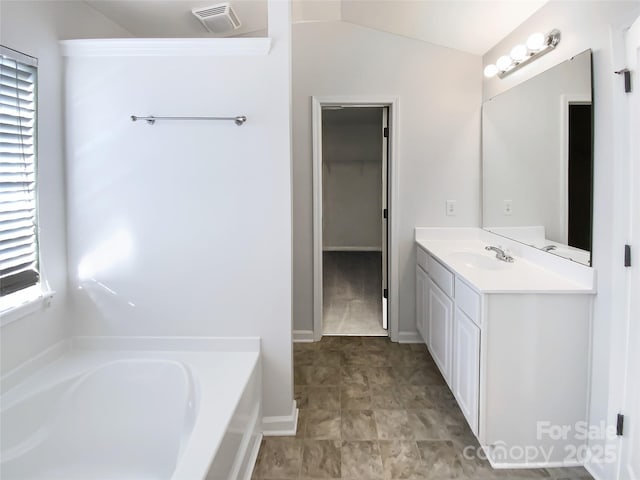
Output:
[415, 229, 595, 294]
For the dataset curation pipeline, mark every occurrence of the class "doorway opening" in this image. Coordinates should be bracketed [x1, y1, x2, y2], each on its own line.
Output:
[313, 97, 397, 340]
[567, 102, 593, 252]
[321, 106, 388, 336]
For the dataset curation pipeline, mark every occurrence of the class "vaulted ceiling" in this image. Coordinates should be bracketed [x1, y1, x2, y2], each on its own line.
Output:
[83, 0, 548, 55]
[85, 0, 269, 37]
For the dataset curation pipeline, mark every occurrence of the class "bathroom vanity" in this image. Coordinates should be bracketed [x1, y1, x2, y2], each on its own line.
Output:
[415, 227, 595, 468]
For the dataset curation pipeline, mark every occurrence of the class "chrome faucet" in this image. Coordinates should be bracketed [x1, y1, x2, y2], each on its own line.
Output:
[541, 245, 557, 252]
[485, 245, 515, 263]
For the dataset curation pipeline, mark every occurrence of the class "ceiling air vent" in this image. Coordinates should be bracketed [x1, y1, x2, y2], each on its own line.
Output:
[192, 3, 241, 34]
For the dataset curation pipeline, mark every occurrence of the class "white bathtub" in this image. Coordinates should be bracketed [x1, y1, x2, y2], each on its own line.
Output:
[0, 337, 262, 480]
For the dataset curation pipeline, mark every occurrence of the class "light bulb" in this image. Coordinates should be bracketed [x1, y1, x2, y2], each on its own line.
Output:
[526, 32, 546, 52]
[484, 64, 498, 78]
[510, 44, 528, 62]
[496, 55, 513, 71]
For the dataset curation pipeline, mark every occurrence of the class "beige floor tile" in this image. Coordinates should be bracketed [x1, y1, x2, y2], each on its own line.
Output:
[396, 385, 434, 409]
[340, 365, 369, 387]
[369, 385, 405, 409]
[309, 366, 342, 386]
[341, 440, 385, 479]
[255, 437, 303, 479]
[253, 337, 593, 480]
[305, 409, 341, 440]
[295, 386, 309, 410]
[301, 440, 341, 478]
[341, 384, 372, 410]
[341, 410, 378, 440]
[407, 409, 450, 440]
[314, 350, 343, 367]
[307, 386, 341, 410]
[379, 440, 425, 480]
[296, 409, 308, 439]
[374, 409, 415, 440]
[366, 367, 397, 385]
[416, 439, 467, 480]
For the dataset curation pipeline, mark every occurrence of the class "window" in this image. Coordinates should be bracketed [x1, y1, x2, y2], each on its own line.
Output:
[0, 46, 39, 300]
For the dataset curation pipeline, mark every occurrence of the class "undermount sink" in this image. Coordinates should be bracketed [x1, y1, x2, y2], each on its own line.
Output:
[448, 251, 511, 270]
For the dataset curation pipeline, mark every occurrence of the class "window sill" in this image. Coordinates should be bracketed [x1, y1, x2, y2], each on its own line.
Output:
[0, 287, 55, 327]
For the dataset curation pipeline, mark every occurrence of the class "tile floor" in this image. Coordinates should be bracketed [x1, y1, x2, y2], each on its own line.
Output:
[252, 336, 593, 480]
[323, 252, 387, 336]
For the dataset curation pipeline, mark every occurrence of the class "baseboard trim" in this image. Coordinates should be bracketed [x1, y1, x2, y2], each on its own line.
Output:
[293, 330, 315, 342]
[262, 400, 298, 436]
[397, 331, 423, 344]
[323, 247, 382, 252]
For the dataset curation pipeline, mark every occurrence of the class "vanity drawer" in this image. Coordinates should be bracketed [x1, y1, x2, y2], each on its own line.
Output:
[455, 277, 480, 325]
[427, 255, 454, 298]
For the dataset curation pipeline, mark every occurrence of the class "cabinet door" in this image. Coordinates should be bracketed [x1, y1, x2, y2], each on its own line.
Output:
[427, 277, 453, 387]
[416, 265, 429, 343]
[453, 307, 480, 435]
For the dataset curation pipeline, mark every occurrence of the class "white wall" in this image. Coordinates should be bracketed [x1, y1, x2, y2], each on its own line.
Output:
[292, 21, 482, 337]
[0, 1, 130, 375]
[63, 4, 293, 421]
[292, 0, 341, 23]
[483, 50, 591, 242]
[322, 108, 382, 250]
[482, 2, 640, 478]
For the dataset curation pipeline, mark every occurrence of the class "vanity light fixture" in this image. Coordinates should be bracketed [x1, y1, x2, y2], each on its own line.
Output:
[484, 29, 561, 79]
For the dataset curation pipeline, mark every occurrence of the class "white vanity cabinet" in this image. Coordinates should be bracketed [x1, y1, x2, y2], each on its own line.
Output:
[426, 277, 453, 388]
[415, 240, 594, 467]
[453, 306, 480, 434]
[416, 263, 454, 386]
[415, 265, 428, 342]
[417, 247, 479, 431]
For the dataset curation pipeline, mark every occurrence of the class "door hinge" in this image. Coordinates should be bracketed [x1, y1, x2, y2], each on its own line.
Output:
[383, 127, 389, 138]
[383, 288, 388, 299]
[383, 208, 388, 219]
[625, 244, 631, 267]
[614, 69, 632, 93]
[617, 413, 625, 436]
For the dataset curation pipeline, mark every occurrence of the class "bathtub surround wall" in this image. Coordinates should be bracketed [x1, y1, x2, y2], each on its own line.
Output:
[292, 21, 482, 341]
[0, 1, 131, 375]
[63, 1, 294, 430]
[482, 2, 640, 479]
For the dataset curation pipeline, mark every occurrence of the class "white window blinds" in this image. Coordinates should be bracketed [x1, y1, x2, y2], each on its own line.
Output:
[0, 46, 39, 297]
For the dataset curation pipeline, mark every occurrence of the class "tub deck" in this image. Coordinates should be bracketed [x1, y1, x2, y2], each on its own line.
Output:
[0, 337, 261, 480]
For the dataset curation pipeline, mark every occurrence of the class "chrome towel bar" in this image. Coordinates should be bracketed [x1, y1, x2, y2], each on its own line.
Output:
[130, 115, 247, 126]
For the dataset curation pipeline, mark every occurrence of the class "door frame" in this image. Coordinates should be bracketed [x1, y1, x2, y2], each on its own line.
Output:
[312, 95, 400, 342]
[616, 14, 640, 480]
[591, 14, 640, 480]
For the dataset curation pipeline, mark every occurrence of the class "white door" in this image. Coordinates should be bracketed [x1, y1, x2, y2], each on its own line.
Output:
[416, 265, 428, 342]
[453, 307, 480, 436]
[620, 14, 640, 480]
[427, 277, 453, 387]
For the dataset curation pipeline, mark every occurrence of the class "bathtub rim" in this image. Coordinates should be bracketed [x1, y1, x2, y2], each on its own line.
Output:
[1, 336, 262, 480]
[1, 336, 260, 395]
[1, 357, 198, 469]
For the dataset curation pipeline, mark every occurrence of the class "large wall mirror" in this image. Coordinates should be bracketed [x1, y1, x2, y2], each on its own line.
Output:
[482, 49, 593, 265]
